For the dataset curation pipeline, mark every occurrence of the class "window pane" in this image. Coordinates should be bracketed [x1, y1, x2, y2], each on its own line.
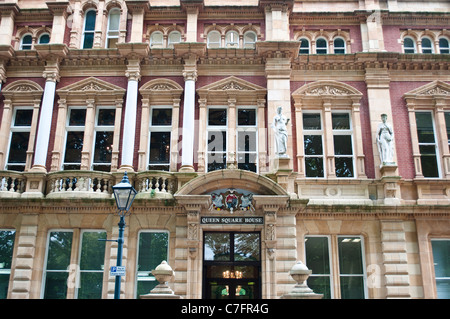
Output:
[68, 109, 86, 126]
[83, 33, 94, 49]
[44, 272, 69, 299]
[404, 38, 415, 53]
[332, 113, 350, 130]
[208, 131, 226, 152]
[334, 38, 345, 54]
[238, 109, 256, 126]
[303, 113, 321, 130]
[150, 32, 163, 48]
[8, 132, 30, 165]
[304, 135, 323, 155]
[208, 109, 227, 126]
[316, 38, 327, 54]
[338, 237, 363, 274]
[237, 156, 257, 172]
[0, 231, 15, 269]
[97, 109, 115, 126]
[335, 157, 354, 177]
[244, 31, 256, 48]
[416, 112, 435, 143]
[149, 132, 171, 164]
[238, 132, 256, 152]
[64, 131, 84, 164]
[340, 276, 365, 299]
[84, 10, 96, 31]
[305, 157, 324, 177]
[0, 274, 10, 299]
[14, 109, 33, 126]
[299, 39, 310, 54]
[168, 31, 181, 47]
[307, 276, 331, 299]
[445, 112, 450, 143]
[439, 38, 449, 54]
[334, 135, 353, 155]
[78, 272, 103, 299]
[432, 240, 450, 278]
[421, 38, 433, 53]
[108, 10, 120, 31]
[39, 34, 50, 44]
[138, 232, 169, 271]
[305, 237, 330, 274]
[93, 131, 113, 164]
[234, 233, 260, 261]
[46, 232, 73, 270]
[151, 108, 172, 126]
[208, 31, 221, 48]
[80, 232, 106, 270]
[204, 233, 230, 261]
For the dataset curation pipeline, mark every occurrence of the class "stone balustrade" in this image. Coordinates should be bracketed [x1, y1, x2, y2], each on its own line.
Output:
[0, 170, 180, 199]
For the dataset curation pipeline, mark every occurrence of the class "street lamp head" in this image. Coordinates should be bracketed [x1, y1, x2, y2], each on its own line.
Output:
[112, 172, 137, 213]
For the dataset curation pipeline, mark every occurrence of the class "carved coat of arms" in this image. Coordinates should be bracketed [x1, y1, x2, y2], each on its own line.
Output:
[210, 189, 254, 213]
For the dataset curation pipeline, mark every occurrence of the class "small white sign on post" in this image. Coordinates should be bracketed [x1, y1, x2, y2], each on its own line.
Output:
[110, 266, 126, 277]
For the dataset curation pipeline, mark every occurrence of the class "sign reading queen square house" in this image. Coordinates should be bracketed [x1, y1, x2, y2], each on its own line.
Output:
[204, 189, 263, 225]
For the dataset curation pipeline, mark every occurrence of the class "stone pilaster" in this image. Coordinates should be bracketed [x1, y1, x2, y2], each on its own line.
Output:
[381, 220, 411, 298]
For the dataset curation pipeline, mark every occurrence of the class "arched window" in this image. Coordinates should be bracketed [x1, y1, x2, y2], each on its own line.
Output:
[150, 31, 163, 48]
[316, 38, 328, 54]
[421, 37, 434, 54]
[82, 9, 96, 49]
[207, 30, 221, 48]
[333, 37, 346, 54]
[39, 33, 50, 44]
[106, 8, 120, 48]
[225, 30, 239, 48]
[439, 37, 449, 54]
[20, 34, 33, 50]
[403, 37, 416, 54]
[167, 31, 181, 48]
[299, 38, 310, 54]
[243, 31, 257, 49]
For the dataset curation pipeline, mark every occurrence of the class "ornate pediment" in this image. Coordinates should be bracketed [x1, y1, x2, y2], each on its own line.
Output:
[198, 76, 266, 93]
[2, 80, 43, 94]
[139, 78, 183, 93]
[293, 80, 362, 97]
[404, 81, 450, 97]
[57, 77, 126, 97]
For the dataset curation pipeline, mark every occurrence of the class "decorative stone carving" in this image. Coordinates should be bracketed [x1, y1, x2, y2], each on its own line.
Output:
[376, 113, 395, 166]
[305, 85, 351, 96]
[272, 106, 290, 158]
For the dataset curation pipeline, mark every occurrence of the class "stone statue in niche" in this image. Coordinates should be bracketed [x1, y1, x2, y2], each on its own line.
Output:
[376, 113, 395, 166]
[272, 106, 290, 157]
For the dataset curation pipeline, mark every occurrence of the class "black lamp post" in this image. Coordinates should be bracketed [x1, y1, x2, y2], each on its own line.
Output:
[111, 172, 137, 299]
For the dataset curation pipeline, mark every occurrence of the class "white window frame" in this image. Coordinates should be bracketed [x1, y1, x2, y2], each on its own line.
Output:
[167, 31, 181, 48]
[91, 106, 115, 171]
[302, 111, 325, 178]
[148, 105, 172, 171]
[415, 111, 441, 178]
[236, 106, 258, 173]
[105, 8, 120, 48]
[243, 31, 257, 49]
[135, 230, 170, 299]
[315, 37, 328, 54]
[38, 33, 50, 44]
[299, 37, 310, 54]
[430, 238, 450, 299]
[403, 36, 417, 53]
[20, 34, 33, 50]
[332, 111, 355, 179]
[149, 31, 164, 48]
[81, 9, 96, 49]
[6, 107, 33, 171]
[62, 107, 86, 170]
[333, 37, 346, 54]
[207, 30, 221, 48]
[206, 106, 228, 172]
[438, 37, 450, 54]
[421, 36, 434, 54]
[225, 30, 239, 48]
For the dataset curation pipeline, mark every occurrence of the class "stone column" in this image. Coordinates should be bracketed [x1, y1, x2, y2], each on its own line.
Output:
[31, 61, 61, 172]
[0, 3, 18, 46]
[126, 0, 148, 43]
[180, 57, 198, 172]
[261, 1, 291, 41]
[81, 98, 96, 170]
[120, 60, 141, 172]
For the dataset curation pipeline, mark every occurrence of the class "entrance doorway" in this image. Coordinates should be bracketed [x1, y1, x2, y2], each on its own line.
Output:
[203, 232, 261, 299]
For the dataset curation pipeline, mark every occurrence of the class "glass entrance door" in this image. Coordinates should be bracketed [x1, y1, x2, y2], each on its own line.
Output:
[203, 232, 261, 299]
